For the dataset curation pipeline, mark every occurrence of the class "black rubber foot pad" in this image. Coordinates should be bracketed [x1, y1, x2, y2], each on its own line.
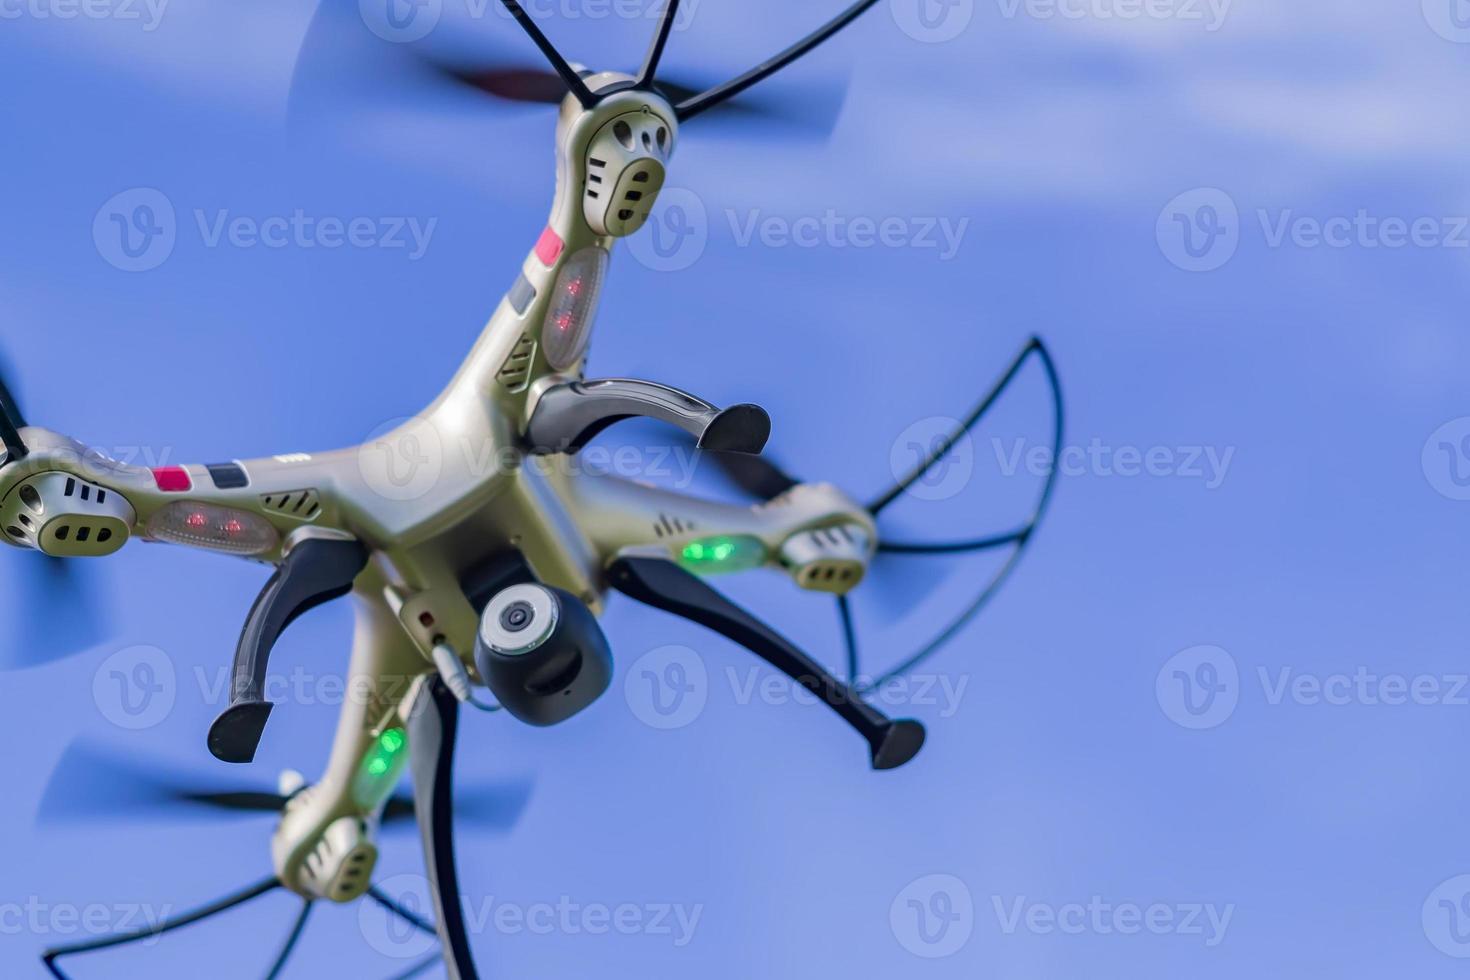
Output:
[698, 404, 771, 455]
[871, 719, 926, 770]
[208, 701, 274, 764]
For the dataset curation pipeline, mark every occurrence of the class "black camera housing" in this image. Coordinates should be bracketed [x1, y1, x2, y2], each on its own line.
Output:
[474, 583, 612, 726]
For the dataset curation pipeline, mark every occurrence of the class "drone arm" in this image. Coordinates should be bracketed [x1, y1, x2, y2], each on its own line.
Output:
[0, 427, 357, 561]
[555, 470, 877, 593]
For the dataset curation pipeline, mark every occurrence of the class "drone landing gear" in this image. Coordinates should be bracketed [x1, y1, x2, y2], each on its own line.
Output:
[607, 555, 926, 770]
[406, 676, 481, 980]
[525, 377, 770, 455]
[209, 537, 370, 764]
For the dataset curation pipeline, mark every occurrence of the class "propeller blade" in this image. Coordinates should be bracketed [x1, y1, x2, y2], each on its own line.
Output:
[287, 0, 848, 144]
[38, 740, 533, 831]
[0, 543, 109, 672]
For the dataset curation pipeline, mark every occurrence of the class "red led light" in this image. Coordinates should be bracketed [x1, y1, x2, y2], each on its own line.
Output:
[224, 519, 243, 536]
[186, 512, 206, 529]
[566, 277, 583, 297]
[152, 467, 192, 493]
[555, 313, 573, 332]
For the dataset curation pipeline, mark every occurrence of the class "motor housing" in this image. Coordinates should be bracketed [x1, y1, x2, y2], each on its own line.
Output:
[0, 471, 133, 557]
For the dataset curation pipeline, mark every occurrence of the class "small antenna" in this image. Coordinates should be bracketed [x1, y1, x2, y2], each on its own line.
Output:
[494, 0, 596, 107]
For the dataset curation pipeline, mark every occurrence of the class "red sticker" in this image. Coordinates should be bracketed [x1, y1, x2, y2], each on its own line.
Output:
[534, 226, 564, 266]
[152, 466, 193, 492]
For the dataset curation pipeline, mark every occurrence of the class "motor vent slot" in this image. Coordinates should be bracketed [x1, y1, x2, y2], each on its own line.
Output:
[497, 333, 538, 392]
[653, 513, 695, 539]
[261, 489, 321, 521]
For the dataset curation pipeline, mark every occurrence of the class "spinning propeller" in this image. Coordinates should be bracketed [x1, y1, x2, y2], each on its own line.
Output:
[38, 738, 533, 831]
[287, 0, 851, 142]
[0, 365, 107, 671]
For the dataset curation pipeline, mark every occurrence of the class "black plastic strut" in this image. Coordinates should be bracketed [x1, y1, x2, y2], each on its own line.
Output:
[208, 537, 369, 763]
[608, 554, 925, 770]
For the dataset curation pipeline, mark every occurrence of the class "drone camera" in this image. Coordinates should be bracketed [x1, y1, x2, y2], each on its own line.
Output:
[583, 111, 672, 237]
[0, 471, 133, 557]
[474, 583, 613, 726]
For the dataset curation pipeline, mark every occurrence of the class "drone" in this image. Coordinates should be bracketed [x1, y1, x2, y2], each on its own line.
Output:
[5, 1, 1064, 976]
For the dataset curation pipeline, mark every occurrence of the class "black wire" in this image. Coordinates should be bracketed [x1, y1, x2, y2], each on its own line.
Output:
[41, 876, 283, 979]
[878, 529, 1029, 555]
[388, 953, 447, 980]
[675, 0, 884, 121]
[264, 900, 313, 980]
[493, 0, 596, 107]
[837, 595, 860, 685]
[870, 338, 1048, 516]
[0, 372, 27, 461]
[367, 885, 439, 936]
[637, 0, 681, 85]
[840, 338, 1065, 693]
[367, 883, 448, 980]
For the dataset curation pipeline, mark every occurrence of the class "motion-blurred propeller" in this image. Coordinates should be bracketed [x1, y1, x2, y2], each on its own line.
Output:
[0, 362, 109, 671]
[38, 739, 533, 832]
[287, 1, 848, 143]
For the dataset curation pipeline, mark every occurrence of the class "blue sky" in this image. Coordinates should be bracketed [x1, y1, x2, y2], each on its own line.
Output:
[2, 0, 1469, 976]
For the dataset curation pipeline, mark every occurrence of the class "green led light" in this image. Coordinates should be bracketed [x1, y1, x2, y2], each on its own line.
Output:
[353, 726, 409, 810]
[677, 535, 766, 574]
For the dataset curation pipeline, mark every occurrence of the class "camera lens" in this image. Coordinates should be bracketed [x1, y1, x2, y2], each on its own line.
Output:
[500, 600, 535, 633]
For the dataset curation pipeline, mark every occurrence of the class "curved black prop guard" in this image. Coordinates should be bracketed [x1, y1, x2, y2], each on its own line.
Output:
[209, 538, 369, 763]
[607, 555, 925, 770]
[407, 677, 482, 980]
[41, 876, 283, 979]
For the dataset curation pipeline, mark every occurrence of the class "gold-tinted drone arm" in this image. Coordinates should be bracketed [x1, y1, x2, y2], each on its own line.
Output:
[554, 469, 878, 595]
[0, 426, 359, 564]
